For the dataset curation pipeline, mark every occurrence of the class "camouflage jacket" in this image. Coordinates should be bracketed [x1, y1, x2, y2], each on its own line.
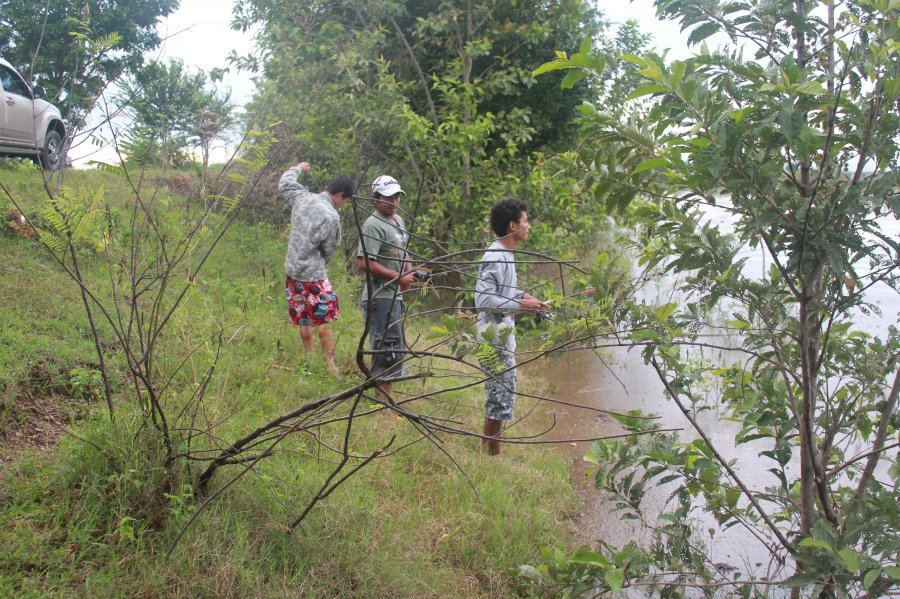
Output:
[280, 167, 341, 281]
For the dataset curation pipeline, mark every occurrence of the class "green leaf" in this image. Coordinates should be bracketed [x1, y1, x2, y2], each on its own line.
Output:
[630, 329, 659, 342]
[864, 568, 882, 589]
[426, 325, 450, 340]
[87, 160, 125, 174]
[619, 54, 646, 67]
[780, 100, 802, 141]
[798, 537, 834, 553]
[795, 125, 826, 161]
[654, 302, 678, 322]
[517, 564, 545, 583]
[668, 61, 686, 86]
[626, 83, 669, 100]
[886, 565, 900, 580]
[730, 108, 750, 123]
[571, 549, 610, 567]
[838, 549, 860, 572]
[561, 69, 588, 89]
[795, 80, 827, 95]
[725, 487, 740, 508]
[688, 22, 720, 45]
[632, 157, 669, 174]
[579, 38, 592, 56]
[532, 60, 573, 77]
[570, 52, 589, 67]
[890, 459, 900, 482]
[604, 567, 625, 593]
[640, 61, 664, 82]
[688, 136, 711, 148]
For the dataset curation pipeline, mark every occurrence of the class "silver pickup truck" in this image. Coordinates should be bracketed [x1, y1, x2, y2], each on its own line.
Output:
[0, 57, 66, 170]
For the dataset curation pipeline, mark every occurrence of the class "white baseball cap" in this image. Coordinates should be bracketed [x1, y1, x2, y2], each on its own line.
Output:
[371, 175, 405, 197]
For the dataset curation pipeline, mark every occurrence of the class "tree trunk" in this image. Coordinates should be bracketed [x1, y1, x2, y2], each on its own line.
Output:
[798, 257, 840, 531]
[461, 0, 474, 207]
[798, 295, 820, 536]
[855, 367, 900, 502]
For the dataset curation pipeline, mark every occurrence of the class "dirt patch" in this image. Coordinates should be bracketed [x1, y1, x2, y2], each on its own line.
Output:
[0, 364, 91, 466]
[154, 175, 198, 198]
[4, 208, 38, 239]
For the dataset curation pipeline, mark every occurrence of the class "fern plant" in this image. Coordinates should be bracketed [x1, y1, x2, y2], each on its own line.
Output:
[36, 185, 109, 255]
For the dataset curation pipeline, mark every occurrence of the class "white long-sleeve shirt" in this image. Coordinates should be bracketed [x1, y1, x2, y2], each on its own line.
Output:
[475, 241, 525, 351]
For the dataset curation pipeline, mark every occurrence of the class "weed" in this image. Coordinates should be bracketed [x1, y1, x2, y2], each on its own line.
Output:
[0, 157, 40, 173]
[68, 368, 103, 402]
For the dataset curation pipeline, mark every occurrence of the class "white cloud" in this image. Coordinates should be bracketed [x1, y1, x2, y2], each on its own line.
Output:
[155, 0, 257, 106]
[601, 0, 693, 58]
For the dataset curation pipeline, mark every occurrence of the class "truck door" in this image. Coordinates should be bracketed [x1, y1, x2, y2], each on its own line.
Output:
[0, 65, 37, 147]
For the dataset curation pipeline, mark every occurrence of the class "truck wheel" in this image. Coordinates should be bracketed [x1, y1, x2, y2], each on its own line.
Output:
[40, 130, 64, 170]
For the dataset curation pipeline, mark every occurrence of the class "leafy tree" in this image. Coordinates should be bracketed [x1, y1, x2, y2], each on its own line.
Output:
[235, 0, 607, 147]
[523, 0, 899, 594]
[232, 0, 649, 257]
[0, 0, 180, 126]
[188, 89, 236, 170]
[118, 58, 234, 168]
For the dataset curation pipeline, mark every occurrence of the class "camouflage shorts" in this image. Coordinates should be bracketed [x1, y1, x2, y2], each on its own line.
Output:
[483, 348, 516, 421]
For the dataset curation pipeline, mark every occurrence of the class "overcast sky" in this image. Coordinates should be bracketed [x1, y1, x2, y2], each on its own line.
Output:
[153, 0, 697, 108]
[155, 0, 258, 107]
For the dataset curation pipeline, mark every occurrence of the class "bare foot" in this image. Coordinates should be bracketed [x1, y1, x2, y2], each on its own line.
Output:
[326, 361, 340, 376]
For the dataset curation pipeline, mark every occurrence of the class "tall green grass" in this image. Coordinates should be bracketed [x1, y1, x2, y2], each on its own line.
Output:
[0, 165, 577, 597]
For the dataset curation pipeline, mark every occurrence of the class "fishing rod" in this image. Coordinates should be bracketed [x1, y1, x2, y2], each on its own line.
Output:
[533, 287, 596, 324]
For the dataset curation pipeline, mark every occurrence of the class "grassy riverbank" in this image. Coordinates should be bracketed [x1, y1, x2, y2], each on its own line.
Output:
[0, 164, 577, 597]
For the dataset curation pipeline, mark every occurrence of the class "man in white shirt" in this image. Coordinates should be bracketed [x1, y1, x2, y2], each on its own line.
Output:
[474, 198, 548, 455]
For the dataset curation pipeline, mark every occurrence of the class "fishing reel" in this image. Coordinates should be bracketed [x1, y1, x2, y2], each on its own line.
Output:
[411, 269, 432, 282]
[534, 310, 554, 324]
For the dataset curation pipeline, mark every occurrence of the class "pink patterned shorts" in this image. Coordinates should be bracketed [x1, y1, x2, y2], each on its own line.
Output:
[286, 277, 340, 326]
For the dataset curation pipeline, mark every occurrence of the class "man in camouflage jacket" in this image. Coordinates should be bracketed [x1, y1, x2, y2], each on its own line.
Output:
[281, 161, 355, 374]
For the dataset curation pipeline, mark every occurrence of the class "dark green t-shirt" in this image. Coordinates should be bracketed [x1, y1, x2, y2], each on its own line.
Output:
[357, 213, 409, 301]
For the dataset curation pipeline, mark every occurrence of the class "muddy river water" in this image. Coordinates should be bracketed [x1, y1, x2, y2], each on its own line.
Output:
[529, 344, 781, 573]
[526, 212, 899, 579]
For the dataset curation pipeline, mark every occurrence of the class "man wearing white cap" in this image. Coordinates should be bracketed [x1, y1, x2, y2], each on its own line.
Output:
[356, 175, 417, 405]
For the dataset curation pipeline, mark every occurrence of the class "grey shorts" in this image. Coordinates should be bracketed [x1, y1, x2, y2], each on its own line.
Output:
[361, 298, 407, 381]
[482, 347, 516, 421]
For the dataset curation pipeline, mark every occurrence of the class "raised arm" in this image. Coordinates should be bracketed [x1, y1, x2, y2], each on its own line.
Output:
[278, 162, 311, 207]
